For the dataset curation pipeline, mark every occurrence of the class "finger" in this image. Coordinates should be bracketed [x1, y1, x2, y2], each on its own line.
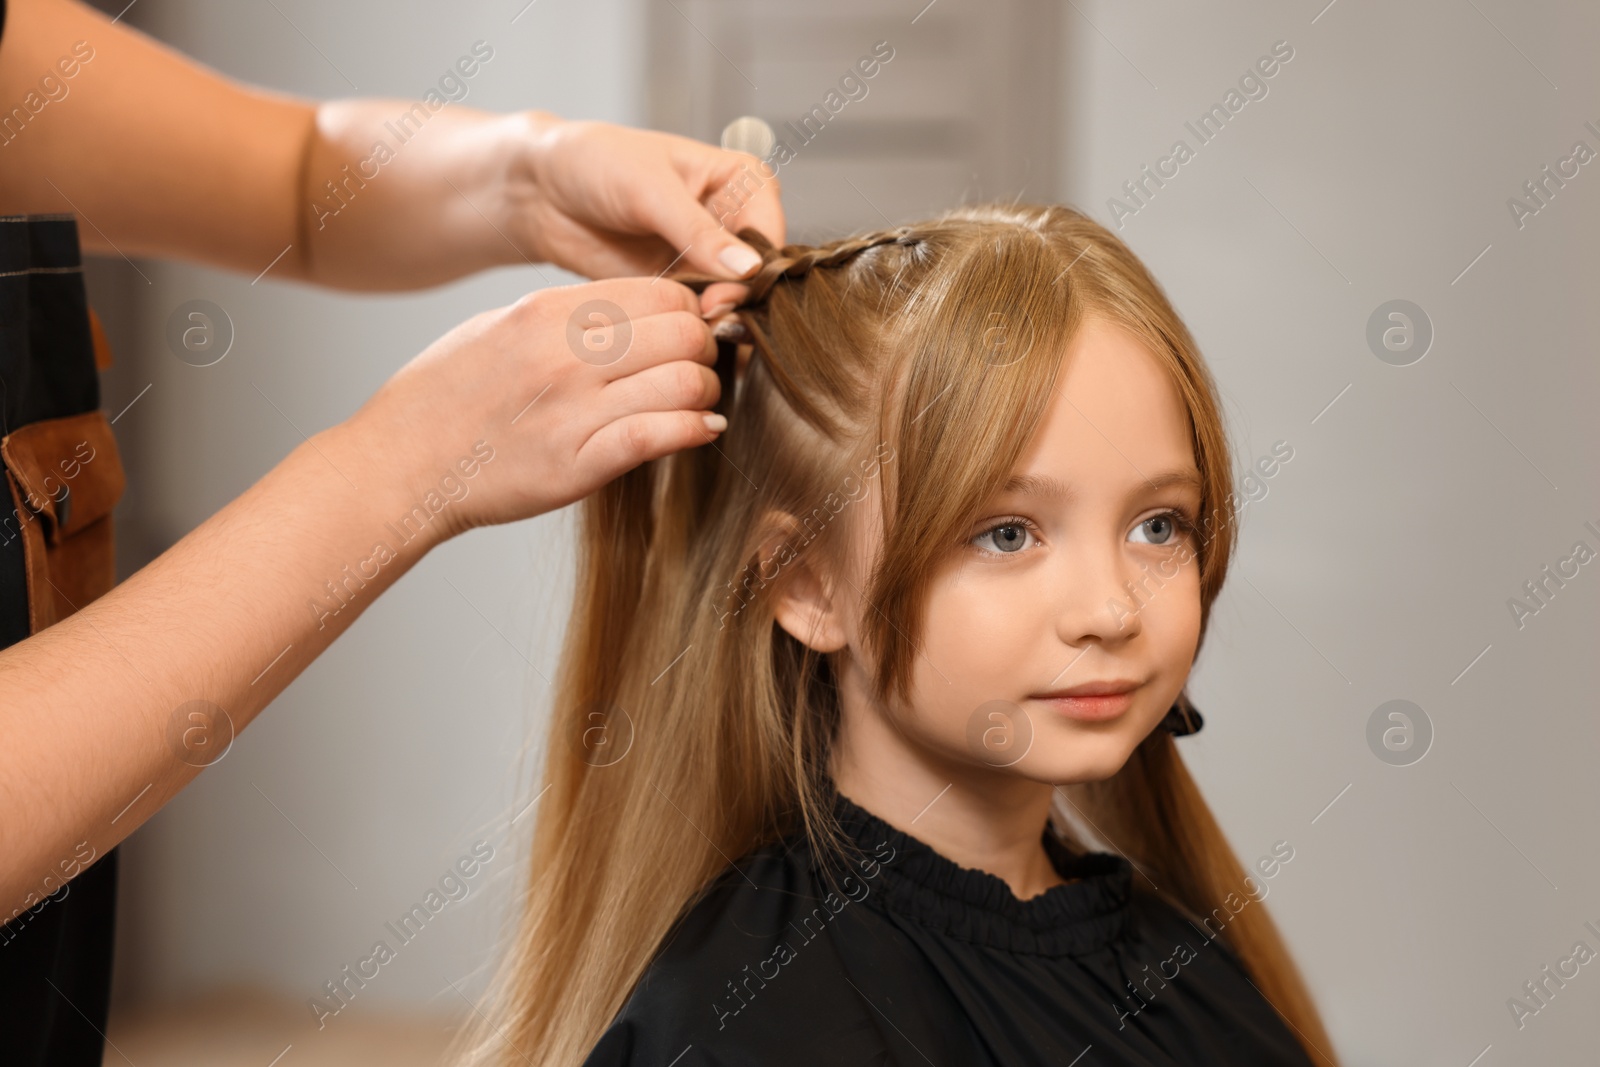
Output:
[639, 168, 766, 281]
[707, 155, 785, 251]
[547, 275, 702, 321]
[599, 359, 722, 424]
[572, 310, 715, 382]
[699, 281, 750, 318]
[576, 408, 727, 482]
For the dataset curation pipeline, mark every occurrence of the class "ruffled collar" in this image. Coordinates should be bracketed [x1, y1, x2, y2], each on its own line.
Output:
[816, 787, 1133, 958]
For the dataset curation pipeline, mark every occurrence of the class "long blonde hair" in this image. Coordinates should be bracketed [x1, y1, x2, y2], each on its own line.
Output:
[457, 203, 1338, 1066]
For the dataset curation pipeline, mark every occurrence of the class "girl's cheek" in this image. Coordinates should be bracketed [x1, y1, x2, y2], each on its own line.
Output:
[1149, 572, 1203, 662]
[945, 589, 1052, 683]
[916, 588, 1018, 717]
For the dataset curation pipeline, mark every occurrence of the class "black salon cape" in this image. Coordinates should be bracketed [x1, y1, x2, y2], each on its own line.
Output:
[582, 791, 1316, 1066]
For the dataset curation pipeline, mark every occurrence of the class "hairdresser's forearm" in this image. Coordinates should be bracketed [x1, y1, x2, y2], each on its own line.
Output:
[0, 1, 517, 288]
[0, 422, 440, 916]
[294, 103, 554, 290]
[0, 0, 312, 273]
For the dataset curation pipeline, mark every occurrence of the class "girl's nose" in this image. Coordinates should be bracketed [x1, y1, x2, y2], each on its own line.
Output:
[1054, 544, 1146, 647]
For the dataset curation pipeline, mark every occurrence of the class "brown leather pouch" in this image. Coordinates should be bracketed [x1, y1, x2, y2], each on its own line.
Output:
[1, 411, 126, 633]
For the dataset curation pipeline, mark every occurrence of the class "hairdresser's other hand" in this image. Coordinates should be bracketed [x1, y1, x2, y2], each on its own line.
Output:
[336, 277, 722, 541]
[502, 113, 785, 284]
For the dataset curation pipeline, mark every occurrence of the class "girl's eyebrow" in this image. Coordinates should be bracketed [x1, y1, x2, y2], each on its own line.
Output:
[1000, 467, 1202, 501]
[1140, 467, 1204, 494]
[1000, 473, 1076, 502]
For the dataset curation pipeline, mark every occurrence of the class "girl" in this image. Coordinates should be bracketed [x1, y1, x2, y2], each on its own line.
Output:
[460, 204, 1339, 1066]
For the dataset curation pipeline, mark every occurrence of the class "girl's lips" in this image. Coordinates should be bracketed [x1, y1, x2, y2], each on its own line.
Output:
[1034, 691, 1135, 722]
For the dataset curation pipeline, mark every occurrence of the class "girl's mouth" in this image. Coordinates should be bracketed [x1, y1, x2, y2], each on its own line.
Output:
[1029, 680, 1141, 722]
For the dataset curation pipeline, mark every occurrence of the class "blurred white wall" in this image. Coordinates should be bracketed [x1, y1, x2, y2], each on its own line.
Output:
[94, 1, 1599, 1065]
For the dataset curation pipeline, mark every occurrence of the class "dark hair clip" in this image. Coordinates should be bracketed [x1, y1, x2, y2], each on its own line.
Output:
[1161, 696, 1203, 736]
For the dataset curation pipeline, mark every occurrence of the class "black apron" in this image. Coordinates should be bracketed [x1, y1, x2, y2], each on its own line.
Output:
[0, 212, 123, 1064]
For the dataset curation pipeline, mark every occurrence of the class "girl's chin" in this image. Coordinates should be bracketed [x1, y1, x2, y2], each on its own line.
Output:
[1009, 736, 1148, 785]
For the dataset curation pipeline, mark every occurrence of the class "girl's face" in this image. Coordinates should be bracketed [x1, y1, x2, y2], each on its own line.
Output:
[790, 315, 1206, 789]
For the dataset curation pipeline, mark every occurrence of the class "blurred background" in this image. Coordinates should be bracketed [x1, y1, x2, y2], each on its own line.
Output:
[79, 0, 1598, 1064]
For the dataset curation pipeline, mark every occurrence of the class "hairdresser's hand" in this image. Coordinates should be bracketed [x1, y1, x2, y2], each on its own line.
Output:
[501, 113, 785, 285]
[337, 277, 723, 541]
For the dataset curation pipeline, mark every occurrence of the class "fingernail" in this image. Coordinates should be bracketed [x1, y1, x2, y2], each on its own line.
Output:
[704, 301, 736, 318]
[703, 412, 728, 433]
[718, 243, 762, 278]
[712, 319, 749, 342]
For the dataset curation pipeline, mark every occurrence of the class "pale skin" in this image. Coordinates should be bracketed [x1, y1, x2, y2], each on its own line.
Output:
[775, 317, 1206, 901]
[0, 0, 782, 916]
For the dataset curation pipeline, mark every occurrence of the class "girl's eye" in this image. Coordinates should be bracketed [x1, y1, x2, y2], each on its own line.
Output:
[972, 517, 1039, 555]
[1130, 511, 1191, 546]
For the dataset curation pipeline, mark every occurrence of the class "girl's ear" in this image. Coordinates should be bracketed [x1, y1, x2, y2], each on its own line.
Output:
[763, 513, 852, 654]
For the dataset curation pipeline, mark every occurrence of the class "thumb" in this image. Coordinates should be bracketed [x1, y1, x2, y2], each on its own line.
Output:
[646, 188, 764, 280]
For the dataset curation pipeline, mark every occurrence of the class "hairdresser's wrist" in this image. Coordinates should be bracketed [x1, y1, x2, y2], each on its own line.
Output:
[490, 109, 570, 268]
[427, 108, 555, 274]
[313, 419, 456, 562]
[295, 101, 525, 288]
